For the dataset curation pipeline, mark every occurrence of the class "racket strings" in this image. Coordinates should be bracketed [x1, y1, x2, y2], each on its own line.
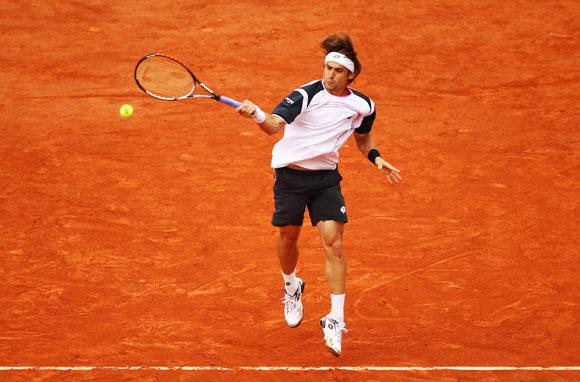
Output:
[135, 56, 195, 99]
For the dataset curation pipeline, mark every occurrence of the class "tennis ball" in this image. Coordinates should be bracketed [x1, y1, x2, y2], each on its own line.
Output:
[119, 104, 134, 118]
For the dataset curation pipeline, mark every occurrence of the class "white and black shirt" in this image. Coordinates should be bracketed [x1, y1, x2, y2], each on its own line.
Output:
[271, 80, 376, 170]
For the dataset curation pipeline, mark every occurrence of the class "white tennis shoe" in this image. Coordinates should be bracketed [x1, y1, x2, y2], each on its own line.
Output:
[281, 278, 304, 328]
[320, 315, 348, 356]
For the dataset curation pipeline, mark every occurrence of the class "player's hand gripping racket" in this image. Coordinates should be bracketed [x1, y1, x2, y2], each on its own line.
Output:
[134, 53, 241, 108]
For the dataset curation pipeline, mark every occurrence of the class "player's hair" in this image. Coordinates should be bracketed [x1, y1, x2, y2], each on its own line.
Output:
[320, 33, 361, 81]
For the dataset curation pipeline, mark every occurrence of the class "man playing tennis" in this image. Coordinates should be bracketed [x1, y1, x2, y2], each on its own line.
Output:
[237, 33, 401, 357]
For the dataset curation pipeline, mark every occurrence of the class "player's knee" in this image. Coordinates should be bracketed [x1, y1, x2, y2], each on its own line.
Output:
[279, 226, 301, 245]
[322, 232, 343, 254]
[318, 221, 344, 251]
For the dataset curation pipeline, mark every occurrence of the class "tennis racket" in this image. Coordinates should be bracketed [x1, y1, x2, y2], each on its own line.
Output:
[134, 53, 242, 108]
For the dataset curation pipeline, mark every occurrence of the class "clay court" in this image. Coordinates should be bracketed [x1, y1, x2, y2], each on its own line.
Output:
[1, 1, 579, 381]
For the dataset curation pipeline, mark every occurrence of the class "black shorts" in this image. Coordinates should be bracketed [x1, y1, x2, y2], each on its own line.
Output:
[272, 167, 348, 227]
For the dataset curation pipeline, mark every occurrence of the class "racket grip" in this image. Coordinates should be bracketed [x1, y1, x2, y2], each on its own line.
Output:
[218, 95, 242, 108]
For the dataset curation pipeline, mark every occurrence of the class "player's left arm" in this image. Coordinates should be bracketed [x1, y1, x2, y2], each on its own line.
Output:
[354, 132, 402, 184]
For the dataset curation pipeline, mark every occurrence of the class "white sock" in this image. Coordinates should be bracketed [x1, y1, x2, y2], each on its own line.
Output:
[329, 293, 345, 322]
[282, 271, 298, 295]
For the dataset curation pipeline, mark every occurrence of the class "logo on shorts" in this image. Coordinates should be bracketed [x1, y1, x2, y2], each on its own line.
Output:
[284, 97, 295, 105]
[340, 206, 346, 214]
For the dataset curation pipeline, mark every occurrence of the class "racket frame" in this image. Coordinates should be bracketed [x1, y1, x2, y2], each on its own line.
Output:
[134, 53, 241, 108]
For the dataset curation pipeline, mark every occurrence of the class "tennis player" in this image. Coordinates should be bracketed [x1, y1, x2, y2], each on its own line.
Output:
[237, 33, 402, 356]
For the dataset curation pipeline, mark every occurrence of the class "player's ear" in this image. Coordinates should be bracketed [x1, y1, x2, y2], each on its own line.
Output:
[348, 72, 356, 82]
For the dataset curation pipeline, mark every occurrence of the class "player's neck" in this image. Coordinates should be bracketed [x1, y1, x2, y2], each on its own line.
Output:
[327, 87, 351, 97]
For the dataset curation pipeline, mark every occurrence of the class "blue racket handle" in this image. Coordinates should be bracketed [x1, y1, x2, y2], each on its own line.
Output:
[218, 95, 242, 108]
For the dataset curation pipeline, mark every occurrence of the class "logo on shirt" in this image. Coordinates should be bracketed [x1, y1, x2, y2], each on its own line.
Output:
[284, 97, 295, 105]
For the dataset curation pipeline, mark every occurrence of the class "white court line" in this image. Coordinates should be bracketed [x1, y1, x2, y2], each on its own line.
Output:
[0, 366, 579, 372]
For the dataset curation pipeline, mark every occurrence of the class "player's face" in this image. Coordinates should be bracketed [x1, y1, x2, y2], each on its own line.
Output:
[323, 61, 355, 96]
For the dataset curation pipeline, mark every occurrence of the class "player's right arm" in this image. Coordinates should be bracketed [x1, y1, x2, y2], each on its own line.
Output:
[258, 113, 286, 135]
[237, 100, 286, 135]
[237, 89, 304, 136]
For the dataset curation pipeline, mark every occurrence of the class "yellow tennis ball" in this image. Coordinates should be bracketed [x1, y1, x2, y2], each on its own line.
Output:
[119, 104, 134, 118]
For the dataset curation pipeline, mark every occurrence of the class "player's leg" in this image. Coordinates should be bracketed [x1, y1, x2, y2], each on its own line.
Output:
[307, 171, 348, 304]
[318, 220, 346, 323]
[278, 225, 303, 297]
[277, 225, 305, 327]
[317, 220, 346, 296]
[307, 169, 349, 356]
[272, 167, 308, 327]
[317, 220, 348, 356]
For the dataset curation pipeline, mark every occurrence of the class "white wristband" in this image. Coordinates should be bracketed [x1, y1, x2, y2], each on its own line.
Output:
[253, 107, 266, 124]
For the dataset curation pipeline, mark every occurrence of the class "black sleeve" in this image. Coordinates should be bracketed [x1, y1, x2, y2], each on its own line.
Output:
[271, 90, 304, 124]
[355, 109, 376, 134]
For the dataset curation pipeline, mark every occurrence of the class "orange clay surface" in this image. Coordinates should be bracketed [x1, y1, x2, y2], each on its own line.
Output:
[0, 1, 579, 381]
